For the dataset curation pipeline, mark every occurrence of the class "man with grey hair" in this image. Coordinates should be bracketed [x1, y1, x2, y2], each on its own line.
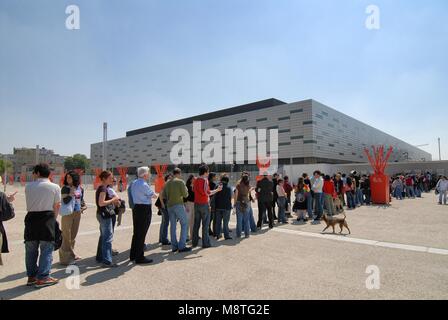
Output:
[130, 166, 157, 264]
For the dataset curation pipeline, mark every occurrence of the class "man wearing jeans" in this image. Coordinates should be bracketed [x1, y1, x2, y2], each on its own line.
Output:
[24, 163, 61, 288]
[311, 170, 324, 224]
[192, 165, 222, 249]
[161, 168, 191, 253]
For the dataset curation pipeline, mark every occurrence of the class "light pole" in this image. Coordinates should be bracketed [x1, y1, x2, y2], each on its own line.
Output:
[102, 122, 108, 170]
[438, 137, 441, 161]
[3, 155, 7, 193]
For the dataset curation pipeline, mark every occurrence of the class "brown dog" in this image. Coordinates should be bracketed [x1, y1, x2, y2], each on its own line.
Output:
[322, 213, 351, 235]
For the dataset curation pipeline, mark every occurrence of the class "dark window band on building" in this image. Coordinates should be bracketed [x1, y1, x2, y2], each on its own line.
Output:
[212, 124, 220, 128]
[267, 126, 278, 130]
[127, 98, 286, 137]
[291, 136, 304, 140]
[279, 142, 291, 146]
[304, 140, 317, 144]
[290, 109, 303, 114]
[303, 121, 316, 125]
[278, 116, 290, 121]
[316, 114, 323, 119]
[279, 129, 290, 133]
[237, 119, 247, 123]
[256, 118, 268, 122]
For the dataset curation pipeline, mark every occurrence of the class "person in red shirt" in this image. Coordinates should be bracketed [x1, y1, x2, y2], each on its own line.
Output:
[192, 165, 222, 248]
[323, 175, 336, 216]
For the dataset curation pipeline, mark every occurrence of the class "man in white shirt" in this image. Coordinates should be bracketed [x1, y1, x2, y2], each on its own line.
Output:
[311, 170, 324, 223]
[436, 176, 448, 205]
[24, 163, 61, 288]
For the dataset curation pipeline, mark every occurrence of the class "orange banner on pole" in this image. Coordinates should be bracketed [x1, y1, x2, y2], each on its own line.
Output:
[117, 167, 128, 191]
[93, 168, 102, 190]
[153, 164, 168, 193]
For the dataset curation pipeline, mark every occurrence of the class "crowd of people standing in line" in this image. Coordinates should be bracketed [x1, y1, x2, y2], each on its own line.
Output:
[0, 163, 446, 289]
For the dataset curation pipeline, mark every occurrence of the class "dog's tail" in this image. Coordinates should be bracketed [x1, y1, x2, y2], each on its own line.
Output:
[342, 212, 347, 220]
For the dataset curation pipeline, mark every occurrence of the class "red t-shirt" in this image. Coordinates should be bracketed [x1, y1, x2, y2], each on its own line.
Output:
[193, 177, 210, 205]
[323, 180, 335, 195]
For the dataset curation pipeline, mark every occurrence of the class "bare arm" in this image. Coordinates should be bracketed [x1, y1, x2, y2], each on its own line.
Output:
[99, 192, 118, 207]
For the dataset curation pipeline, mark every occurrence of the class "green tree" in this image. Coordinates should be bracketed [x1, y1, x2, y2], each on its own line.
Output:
[64, 154, 90, 172]
[0, 159, 13, 175]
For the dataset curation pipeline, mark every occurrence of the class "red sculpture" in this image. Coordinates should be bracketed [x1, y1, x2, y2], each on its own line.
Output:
[153, 164, 168, 193]
[9, 175, 14, 185]
[20, 173, 26, 186]
[256, 156, 271, 182]
[364, 145, 393, 205]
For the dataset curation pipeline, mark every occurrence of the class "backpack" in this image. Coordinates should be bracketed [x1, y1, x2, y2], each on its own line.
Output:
[295, 191, 306, 203]
[0, 192, 15, 222]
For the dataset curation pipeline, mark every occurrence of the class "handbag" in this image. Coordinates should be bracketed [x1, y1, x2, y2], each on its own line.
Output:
[99, 204, 116, 219]
[59, 198, 75, 216]
[0, 195, 15, 222]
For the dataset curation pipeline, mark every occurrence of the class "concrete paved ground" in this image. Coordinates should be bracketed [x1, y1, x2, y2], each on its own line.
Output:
[1, 184, 447, 300]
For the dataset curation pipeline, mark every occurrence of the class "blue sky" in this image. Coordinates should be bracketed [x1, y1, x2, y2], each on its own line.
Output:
[1, 0, 447, 160]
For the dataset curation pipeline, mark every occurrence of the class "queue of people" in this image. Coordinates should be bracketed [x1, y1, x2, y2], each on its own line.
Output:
[1, 162, 446, 289]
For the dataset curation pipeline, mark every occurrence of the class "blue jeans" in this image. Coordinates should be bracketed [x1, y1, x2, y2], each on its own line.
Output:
[277, 197, 287, 223]
[242, 206, 257, 232]
[346, 192, 355, 208]
[394, 186, 403, 200]
[168, 204, 188, 251]
[356, 189, 364, 205]
[96, 214, 113, 265]
[192, 204, 211, 247]
[305, 192, 313, 218]
[414, 186, 422, 198]
[236, 202, 251, 238]
[159, 208, 170, 244]
[406, 185, 415, 198]
[25, 240, 54, 280]
[215, 209, 231, 238]
[313, 193, 324, 219]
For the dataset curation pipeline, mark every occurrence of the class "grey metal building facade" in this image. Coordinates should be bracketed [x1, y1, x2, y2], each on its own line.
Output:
[90, 98, 432, 170]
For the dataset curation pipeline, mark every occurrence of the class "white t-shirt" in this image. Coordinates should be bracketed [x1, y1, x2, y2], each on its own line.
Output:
[25, 178, 61, 212]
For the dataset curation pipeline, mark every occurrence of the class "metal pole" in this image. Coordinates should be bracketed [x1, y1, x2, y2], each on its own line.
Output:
[35, 145, 39, 165]
[3, 155, 7, 193]
[438, 137, 441, 161]
[102, 122, 108, 170]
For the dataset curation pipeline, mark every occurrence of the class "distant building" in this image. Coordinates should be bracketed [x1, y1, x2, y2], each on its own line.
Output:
[2, 147, 66, 174]
[90, 98, 432, 172]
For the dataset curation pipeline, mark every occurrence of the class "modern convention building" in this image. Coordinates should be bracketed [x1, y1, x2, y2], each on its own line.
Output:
[90, 98, 432, 172]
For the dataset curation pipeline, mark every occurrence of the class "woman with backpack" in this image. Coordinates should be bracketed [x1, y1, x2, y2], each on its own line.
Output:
[293, 178, 310, 222]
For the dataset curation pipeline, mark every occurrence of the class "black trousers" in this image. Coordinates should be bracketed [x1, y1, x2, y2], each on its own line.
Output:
[130, 204, 152, 262]
[258, 200, 273, 228]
